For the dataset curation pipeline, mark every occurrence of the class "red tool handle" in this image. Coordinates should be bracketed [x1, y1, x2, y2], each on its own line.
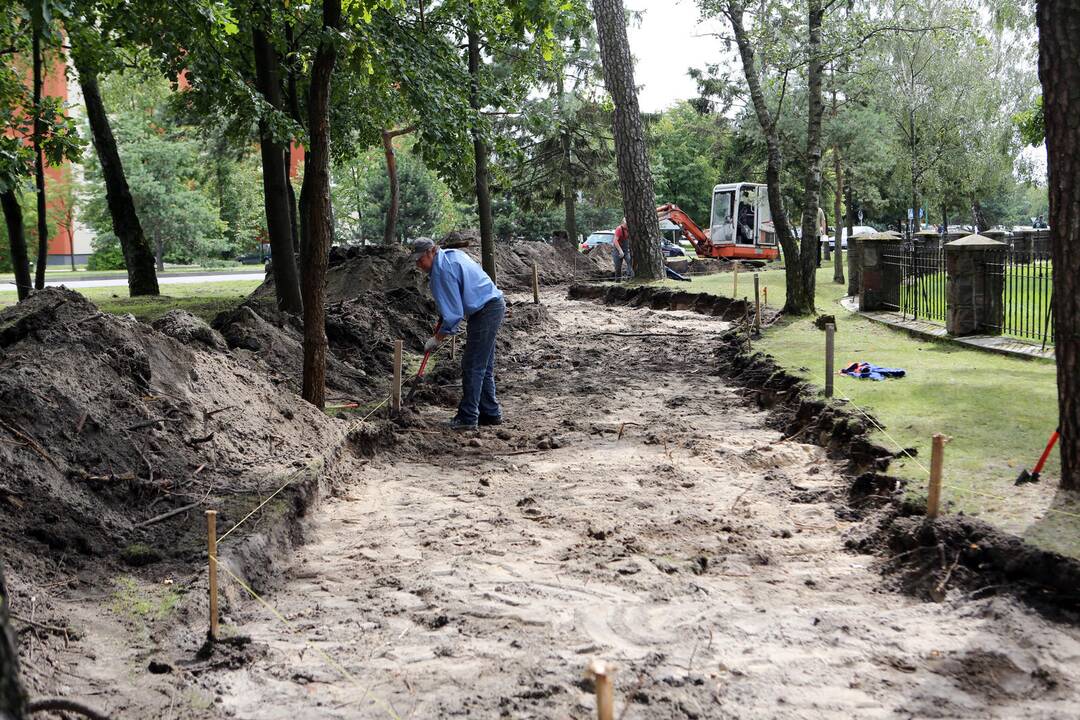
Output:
[1032, 430, 1060, 475]
[416, 320, 443, 375]
[417, 350, 433, 376]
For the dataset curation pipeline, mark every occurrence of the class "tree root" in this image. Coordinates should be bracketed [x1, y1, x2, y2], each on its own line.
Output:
[27, 697, 110, 720]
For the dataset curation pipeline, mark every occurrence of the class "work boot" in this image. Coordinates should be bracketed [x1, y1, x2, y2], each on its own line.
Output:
[479, 413, 503, 426]
[447, 416, 478, 432]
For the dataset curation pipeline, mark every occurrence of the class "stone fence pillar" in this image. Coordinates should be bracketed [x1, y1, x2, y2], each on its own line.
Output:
[945, 235, 1006, 336]
[858, 236, 901, 311]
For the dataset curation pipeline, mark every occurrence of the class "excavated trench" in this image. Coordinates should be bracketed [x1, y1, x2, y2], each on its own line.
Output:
[573, 283, 1080, 615]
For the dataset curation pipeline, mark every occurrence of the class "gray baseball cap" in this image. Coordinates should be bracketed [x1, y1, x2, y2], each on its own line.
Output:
[408, 238, 436, 261]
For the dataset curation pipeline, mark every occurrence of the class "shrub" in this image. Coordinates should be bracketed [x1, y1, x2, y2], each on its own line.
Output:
[87, 244, 127, 271]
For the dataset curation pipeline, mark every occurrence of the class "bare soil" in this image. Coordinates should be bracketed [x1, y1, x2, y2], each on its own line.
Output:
[5, 287, 1080, 719]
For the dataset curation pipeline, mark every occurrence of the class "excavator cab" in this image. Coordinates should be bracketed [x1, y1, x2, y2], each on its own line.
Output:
[708, 183, 779, 262]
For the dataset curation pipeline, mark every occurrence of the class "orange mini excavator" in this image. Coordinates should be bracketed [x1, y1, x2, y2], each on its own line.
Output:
[657, 181, 780, 263]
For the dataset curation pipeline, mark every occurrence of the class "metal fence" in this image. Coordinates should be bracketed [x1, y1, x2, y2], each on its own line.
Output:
[987, 249, 1054, 345]
[883, 244, 948, 323]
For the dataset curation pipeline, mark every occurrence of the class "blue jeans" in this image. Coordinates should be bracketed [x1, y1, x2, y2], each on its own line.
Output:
[457, 296, 505, 424]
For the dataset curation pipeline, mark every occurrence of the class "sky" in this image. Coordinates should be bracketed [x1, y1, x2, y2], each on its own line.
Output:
[623, 1, 1048, 182]
[624, 0, 731, 113]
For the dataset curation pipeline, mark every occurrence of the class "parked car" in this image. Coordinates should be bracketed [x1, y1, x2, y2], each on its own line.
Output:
[580, 230, 615, 253]
[236, 243, 271, 264]
[828, 225, 879, 249]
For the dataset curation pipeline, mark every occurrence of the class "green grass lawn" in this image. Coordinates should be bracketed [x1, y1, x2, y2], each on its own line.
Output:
[664, 264, 1078, 559]
[0, 264, 256, 283]
[0, 279, 261, 324]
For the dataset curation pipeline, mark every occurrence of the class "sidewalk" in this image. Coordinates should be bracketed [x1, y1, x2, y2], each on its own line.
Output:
[839, 296, 1054, 361]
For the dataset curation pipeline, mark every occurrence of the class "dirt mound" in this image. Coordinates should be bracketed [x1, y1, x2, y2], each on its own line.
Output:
[260, 242, 606, 307]
[0, 289, 344, 579]
[151, 309, 227, 351]
[584, 248, 615, 274]
[212, 286, 438, 402]
[458, 241, 604, 290]
[211, 302, 370, 401]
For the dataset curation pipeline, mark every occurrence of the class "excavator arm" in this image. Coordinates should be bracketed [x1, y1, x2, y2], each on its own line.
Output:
[656, 203, 714, 257]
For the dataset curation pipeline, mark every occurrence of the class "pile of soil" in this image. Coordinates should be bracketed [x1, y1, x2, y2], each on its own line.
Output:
[457, 239, 603, 290]
[223, 238, 586, 403]
[0, 289, 347, 586]
[213, 286, 437, 402]
[259, 238, 606, 307]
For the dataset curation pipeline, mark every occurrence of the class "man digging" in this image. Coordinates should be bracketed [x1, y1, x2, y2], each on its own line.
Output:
[411, 238, 506, 432]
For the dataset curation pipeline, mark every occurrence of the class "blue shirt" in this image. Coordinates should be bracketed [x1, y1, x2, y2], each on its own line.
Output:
[429, 249, 503, 335]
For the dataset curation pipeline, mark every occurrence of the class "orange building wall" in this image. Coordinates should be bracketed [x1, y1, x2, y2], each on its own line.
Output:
[43, 54, 73, 257]
[11, 51, 77, 260]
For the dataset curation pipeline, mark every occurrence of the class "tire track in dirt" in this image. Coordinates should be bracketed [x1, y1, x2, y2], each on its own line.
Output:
[210, 293, 1080, 720]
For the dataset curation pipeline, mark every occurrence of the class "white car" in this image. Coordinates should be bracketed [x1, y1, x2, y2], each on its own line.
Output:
[828, 225, 878, 249]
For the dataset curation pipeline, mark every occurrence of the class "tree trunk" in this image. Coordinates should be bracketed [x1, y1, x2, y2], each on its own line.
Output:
[32, 30, 48, 290]
[467, 21, 497, 282]
[845, 185, 857, 297]
[298, 149, 311, 259]
[909, 108, 920, 234]
[0, 562, 28, 719]
[382, 130, 400, 246]
[76, 60, 160, 296]
[253, 23, 303, 314]
[2, 191, 31, 302]
[67, 206, 75, 270]
[381, 126, 415, 246]
[795, 0, 825, 312]
[971, 197, 986, 233]
[725, 1, 803, 309]
[154, 236, 164, 272]
[558, 73, 578, 247]
[285, 148, 298, 255]
[594, 0, 663, 279]
[1037, 0, 1080, 490]
[562, 132, 577, 247]
[832, 148, 845, 285]
[350, 164, 363, 242]
[299, 0, 342, 408]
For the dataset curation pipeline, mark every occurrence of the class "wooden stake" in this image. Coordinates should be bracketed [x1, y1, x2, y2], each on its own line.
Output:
[532, 262, 540, 304]
[763, 286, 768, 307]
[391, 339, 403, 415]
[732, 261, 739, 298]
[927, 433, 946, 518]
[824, 323, 835, 398]
[753, 273, 761, 330]
[206, 510, 218, 641]
[586, 659, 616, 720]
[743, 298, 752, 352]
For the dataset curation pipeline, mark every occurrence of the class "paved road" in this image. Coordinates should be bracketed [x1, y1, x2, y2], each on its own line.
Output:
[5, 270, 265, 291]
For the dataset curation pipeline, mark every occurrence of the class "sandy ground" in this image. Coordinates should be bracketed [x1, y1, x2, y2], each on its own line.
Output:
[190, 293, 1080, 719]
